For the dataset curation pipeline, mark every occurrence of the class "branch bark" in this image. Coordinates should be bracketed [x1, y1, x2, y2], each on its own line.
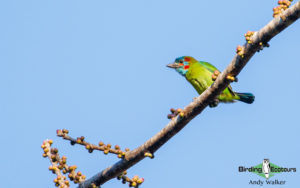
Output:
[78, 2, 300, 187]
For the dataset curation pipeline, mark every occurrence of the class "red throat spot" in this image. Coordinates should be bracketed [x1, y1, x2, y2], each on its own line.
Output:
[184, 65, 190, 70]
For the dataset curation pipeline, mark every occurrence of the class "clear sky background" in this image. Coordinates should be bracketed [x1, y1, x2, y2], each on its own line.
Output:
[1, 0, 300, 187]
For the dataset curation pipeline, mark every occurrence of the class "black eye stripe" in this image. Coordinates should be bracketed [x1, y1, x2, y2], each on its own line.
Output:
[179, 60, 184, 64]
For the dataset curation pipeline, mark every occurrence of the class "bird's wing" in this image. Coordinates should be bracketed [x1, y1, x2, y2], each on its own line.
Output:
[198, 61, 218, 73]
[199, 61, 235, 96]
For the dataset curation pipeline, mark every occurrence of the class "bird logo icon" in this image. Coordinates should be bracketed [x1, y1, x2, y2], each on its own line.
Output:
[262, 159, 271, 179]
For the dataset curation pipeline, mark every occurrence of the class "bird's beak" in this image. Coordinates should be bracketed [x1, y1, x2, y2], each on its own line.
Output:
[166, 62, 180, 69]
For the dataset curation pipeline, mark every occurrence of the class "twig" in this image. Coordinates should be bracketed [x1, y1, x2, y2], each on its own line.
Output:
[78, 2, 300, 187]
[57, 129, 129, 158]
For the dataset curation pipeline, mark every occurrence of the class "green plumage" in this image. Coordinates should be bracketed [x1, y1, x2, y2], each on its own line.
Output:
[167, 56, 255, 104]
[186, 60, 239, 102]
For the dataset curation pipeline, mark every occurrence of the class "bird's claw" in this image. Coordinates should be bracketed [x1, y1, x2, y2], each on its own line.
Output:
[226, 74, 238, 82]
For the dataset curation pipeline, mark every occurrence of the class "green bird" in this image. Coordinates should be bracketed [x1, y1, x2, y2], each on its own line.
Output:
[167, 56, 254, 106]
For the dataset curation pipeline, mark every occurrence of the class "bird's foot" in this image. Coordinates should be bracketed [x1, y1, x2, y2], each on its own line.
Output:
[226, 74, 238, 82]
[144, 152, 154, 159]
[209, 99, 219, 108]
[167, 108, 184, 119]
[212, 70, 221, 81]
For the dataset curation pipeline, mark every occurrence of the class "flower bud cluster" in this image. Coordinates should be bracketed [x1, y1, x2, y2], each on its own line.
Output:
[42, 139, 85, 187]
[117, 171, 145, 188]
[273, 0, 293, 17]
[244, 31, 255, 44]
[167, 108, 184, 119]
[236, 45, 245, 58]
[212, 70, 220, 81]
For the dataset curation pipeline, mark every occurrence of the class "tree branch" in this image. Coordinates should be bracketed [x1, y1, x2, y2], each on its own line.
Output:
[78, 2, 300, 187]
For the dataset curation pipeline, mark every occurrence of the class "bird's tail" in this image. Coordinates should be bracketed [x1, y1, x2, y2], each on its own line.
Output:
[235, 92, 255, 104]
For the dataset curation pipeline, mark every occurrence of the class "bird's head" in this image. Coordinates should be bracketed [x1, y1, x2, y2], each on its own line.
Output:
[166, 56, 197, 76]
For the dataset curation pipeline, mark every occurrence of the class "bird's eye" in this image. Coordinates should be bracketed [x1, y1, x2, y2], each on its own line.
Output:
[179, 60, 184, 64]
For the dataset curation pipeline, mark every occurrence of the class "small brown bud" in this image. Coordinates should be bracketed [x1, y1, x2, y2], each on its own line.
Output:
[167, 114, 174, 119]
[56, 129, 62, 135]
[212, 74, 217, 81]
[131, 182, 137, 187]
[62, 129, 69, 134]
[170, 108, 176, 113]
[61, 156, 67, 164]
[137, 178, 144, 184]
[58, 164, 64, 170]
[132, 175, 139, 181]
[51, 148, 58, 154]
[51, 155, 57, 162]
[176, 108, 182, 113]
[48, 139, 53, 145]
[69, 165, 77, 171]
[44, 148, 49, 153]
[179, 112, 184, 117]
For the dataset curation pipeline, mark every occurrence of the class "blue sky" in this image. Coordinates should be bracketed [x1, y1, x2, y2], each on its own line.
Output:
[0, 0, 300, 187]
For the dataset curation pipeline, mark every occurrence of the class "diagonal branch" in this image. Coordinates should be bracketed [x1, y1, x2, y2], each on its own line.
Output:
[78, 2, 300, 187]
